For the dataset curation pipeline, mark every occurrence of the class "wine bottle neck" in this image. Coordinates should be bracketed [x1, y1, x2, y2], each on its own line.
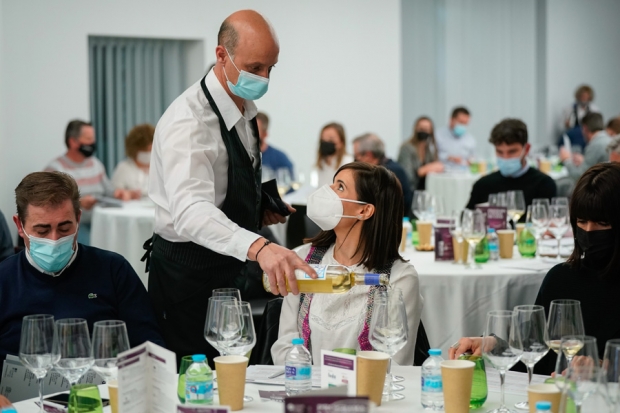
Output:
[353, 273, 387, 286]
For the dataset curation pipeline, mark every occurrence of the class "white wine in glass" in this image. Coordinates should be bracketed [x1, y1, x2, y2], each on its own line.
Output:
[546, 299, 585, 362]
[507, 190, 526, 224]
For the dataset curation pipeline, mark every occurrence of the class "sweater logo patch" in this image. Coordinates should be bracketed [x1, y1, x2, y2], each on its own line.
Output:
[88, 293, 97, 299]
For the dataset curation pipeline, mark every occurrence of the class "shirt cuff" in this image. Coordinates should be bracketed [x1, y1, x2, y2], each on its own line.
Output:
[225, 228, 262, 262]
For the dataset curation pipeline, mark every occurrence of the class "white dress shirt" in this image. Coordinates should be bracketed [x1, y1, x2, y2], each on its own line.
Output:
[149, 69, 261, 261]
[271, 243, 424, 366]
[559, 102, 600, 130]
[434, 126, 477, 164]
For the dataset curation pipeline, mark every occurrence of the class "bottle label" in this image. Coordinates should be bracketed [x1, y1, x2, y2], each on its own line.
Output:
[489, 244, 498, 251]
[363, 273, 381, 285]
[285, 365, 312, 380]
[186, 380, 213, 401]
[421, 375, 443, 392]
[295, 266, 327, 280]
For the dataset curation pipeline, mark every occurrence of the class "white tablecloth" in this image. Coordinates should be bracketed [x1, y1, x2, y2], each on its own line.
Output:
[404, 247, 556, 354]
[90, 200, 155, 287]
[425, 172, 479, 210]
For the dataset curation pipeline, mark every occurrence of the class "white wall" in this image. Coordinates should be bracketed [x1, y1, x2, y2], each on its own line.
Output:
[0, 0, 402, 239]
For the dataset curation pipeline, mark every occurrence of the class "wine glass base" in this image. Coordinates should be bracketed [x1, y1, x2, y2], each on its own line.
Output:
[486, 407, 518, 413]
[391, 374, 404, 383]
[244, 395, 253, 402]
[389, 382, 405, 391]
[514, 401, 529, 410]
[382, 392, 405, 402]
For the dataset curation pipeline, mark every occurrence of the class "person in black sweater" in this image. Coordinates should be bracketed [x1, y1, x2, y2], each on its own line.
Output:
[465, 118, 557, 212]
[0, 172, 164, 363]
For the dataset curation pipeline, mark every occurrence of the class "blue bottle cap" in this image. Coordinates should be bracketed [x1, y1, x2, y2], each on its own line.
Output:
[428, 349, 442, 356]
[192, 354, 206, 362]
[292, 338, 304, 345]
[535, 401, 552, 410]
[488, 228, 496, 232]
[1, 409, 17, 413]
[403, 217, 410, 223]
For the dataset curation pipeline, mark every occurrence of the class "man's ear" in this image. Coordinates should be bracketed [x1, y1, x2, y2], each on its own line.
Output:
[13, 215, 25, 240]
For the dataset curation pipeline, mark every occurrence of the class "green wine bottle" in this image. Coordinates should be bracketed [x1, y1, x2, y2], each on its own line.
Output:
[475, 235, 490, 263]
[458, 354, 487, 409]
[518, 223, 537, 258]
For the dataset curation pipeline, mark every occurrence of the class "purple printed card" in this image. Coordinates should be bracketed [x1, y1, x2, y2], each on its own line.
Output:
[320, 350, 357, 396]
[177, 406, 230, 413]
[435, 218, 454, 261]
[283, 396, 370, 413]
[476, 206, 508, 231]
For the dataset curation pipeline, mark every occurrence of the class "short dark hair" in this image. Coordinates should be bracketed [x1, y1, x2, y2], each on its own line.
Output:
[606, 117, 620, 135]
[567, 162, 620, 279]
[218, 19, 239, 55]
[488, 118, 528, 146]
[582, 112, 604, 133]
[65, 120, 92, 148]
[304, 162, 405, 271]
[15, 172, 81, 223]
[256, 112, 269, 130]
[451, 106, 470, 118]
[125, 124, 155, 159]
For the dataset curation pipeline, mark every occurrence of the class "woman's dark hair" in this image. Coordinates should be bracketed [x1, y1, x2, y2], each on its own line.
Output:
[567, 162, 620, 278]
[304, 162, 405, 271]
[316, 122, 347, 170]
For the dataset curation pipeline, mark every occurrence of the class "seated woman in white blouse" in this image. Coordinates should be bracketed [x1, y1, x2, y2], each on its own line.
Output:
[271, 162, 424, 365]
[111, 124, 154, 197]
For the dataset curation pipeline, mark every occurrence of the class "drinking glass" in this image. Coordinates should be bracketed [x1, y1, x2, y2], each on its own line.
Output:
[554, 336, 600, 413]
[532, 198, 550, 210]
[212, 288, 242, 302]
[426, 194, 442, 224]
[552, 197, 569, 207]
[462, 209, 486, 269]
[412, 191, 428, 221]
[369, 288, 408, 402]
[488, 193, 498, 206]
[450, 210, 465, 265]
[601, 339, 620, 408]
[276, 168, 292, 196]
[497, 192, 508, 208]
[546, 300, 585, 362]
[90, 320, 129, 383]
[548, 205, 570, 261]
[68, 384, 103, 413]
[53, 318, 95, 386]
[507, 190, 526, 225]
[512, 305, 549, 410]
[529, 204, 549, 258]
[19, 314, 60, 413]
[482, 310, 523, 413]
[205, 296, 237, 355]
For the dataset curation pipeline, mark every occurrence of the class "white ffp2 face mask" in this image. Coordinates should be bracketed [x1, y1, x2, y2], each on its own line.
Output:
[306, 185, 369, 230]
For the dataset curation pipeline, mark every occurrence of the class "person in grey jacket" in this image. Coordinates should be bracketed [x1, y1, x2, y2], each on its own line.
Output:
[560, 112, 611, 181]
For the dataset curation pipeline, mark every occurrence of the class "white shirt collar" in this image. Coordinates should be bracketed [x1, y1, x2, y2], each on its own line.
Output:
[25, 244, 79, 277]
[205, 69, 258, 131]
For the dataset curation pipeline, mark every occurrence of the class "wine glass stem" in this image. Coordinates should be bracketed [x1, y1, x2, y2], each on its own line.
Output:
[499, 370, 506, 409]
[37, 377, 44, 413]
[526, 364, 533, 386]
[556, 238, 561, 260]
[468, 241, 477, 266]
[385, 357, 394, 398]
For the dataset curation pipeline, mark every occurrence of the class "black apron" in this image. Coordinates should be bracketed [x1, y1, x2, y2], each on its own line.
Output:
[145, 76, 262, 366]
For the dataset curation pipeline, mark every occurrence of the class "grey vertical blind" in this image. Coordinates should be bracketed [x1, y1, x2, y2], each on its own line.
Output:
[89, 36, 186, 173]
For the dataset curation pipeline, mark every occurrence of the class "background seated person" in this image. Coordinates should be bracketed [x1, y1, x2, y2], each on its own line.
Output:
[605, 116, 620, 138]
[560, 112, 611, 181]
[397, 116, 444, 191]
[0, 172, 164, 362]
[111, 123, 155, 197]
[256, 112, 295, 180]
[466, 118, 556, 215]
[450, 163, 620, 375]
[0, 209, 13, 262]
[609, 135, 620, 163]
[435, 106, 476, 167]
[314, 122, 353, 187]
[271, 162, 423, 365]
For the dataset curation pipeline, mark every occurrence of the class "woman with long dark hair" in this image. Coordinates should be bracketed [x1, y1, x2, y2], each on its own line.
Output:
[397, 116, 444, 191]
[314, 122, 353, 187]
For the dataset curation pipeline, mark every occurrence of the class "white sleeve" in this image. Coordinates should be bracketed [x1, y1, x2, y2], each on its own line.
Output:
[111, 161, 128, 189]
[155, 113, 260, 261]
[391, 261, 424, 366]
[271, 293, 301, 365]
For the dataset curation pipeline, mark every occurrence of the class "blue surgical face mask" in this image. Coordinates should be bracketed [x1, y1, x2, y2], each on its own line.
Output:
[497, 149, 525, 177]
[23, 225, 77, 273]
[223, 49, 269, 100]
[452, 124, 467, 137]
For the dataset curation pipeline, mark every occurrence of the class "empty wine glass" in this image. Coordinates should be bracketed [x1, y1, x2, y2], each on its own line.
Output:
[205, 296, 237, 356]
[276, 168, 292, 196]
[554, 336, 600, 413]
[369, 288, 408, 402]
[19, 314, 60, 413]
[91, 320, 130, 382]
[462, 209, 486, 269]
[552, 197, 569, 207]
[601, 339, 620, 408]
[450, 210, 465, 265]
[53, 318, 94, 386]
[529, 204, 549, 258]
[212, 288, 242, 302]
[497, 192, 508, 208]
[482, 310, 523, 413]
[489, 193, 499, 206]
[546, 300, 585, 363]
[513, 305, 549, 410]
[507, 190, 526, 225]
[548, 205, 570, 261]
[412, 191, 429, 221]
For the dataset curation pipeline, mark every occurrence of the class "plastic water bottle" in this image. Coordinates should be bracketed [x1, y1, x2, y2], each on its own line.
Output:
[535, 401, 552, 412]
[403, 217, 413, 249]
[488, 228, 499, 261]
[285, 338, 312, 396]
[421, 349, 444, 410]
[185, 354, 213, 405]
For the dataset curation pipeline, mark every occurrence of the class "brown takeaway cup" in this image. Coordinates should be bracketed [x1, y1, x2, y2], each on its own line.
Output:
[527, 384, 561, 413]
[356, 351, 389, 406]
[497, 229, 515, 259]
[441, 360, 475, 413]
[214, 355, 248, 411]
[417, 221, 433, 248]
[108, 380, 118, 413]
[452, 237, 469, 263]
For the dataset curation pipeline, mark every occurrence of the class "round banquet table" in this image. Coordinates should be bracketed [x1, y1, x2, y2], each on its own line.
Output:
[402, 246, 567, 355]
[90, 200, 155, 287]
[425, 172, 480, 210]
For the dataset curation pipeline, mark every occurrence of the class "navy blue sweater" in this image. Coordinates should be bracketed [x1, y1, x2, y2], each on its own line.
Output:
[0, 244, 165, 361]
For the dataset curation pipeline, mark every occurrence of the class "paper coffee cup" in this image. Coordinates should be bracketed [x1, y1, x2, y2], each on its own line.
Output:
[539, 159, 551, 174]
[527, 384, 561, 413]
[356, 351, 389, 406]
[215, 355, 248, 411]
[452, 237, 469, 263]
[417, 221, 433, 248]
[478, 161, 487, 175]
[441, 360, 475, 413]
[497, 230, 515, 259]
[108, 380, 118, 413]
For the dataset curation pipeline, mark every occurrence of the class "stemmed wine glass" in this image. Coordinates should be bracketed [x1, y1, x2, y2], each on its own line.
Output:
[212, 288, 242, 301]
[552, 197, 569, 207]
[53, 318, 95, 386]
[462, 209, 486, 269]
[507, 190, 526, 226]
[91, 320, 130, 382]
[450, 210, 465, 265]
[601, 339, 620, 409]
[369, 288, 408, 402]
[489, 194, 499, 206]
[555, 336, 600, 413]
[19, 314, 60, 413]
[529, 203, 549, 258]
[412, 191, 434, 222]
[548, 204, 569, 261]
[276, 168, 292, 196]
[512, 305, 549, 410]
[546, 300, 585, 363]
[482, 310, 523, 413]
[205, 296, 237, 356]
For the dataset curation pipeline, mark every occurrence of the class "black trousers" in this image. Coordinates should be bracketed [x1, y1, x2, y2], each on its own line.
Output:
[148, 235, 243, 368]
